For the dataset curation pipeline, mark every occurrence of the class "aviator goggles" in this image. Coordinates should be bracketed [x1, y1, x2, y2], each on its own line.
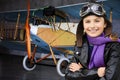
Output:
[80, 3, 106, 17]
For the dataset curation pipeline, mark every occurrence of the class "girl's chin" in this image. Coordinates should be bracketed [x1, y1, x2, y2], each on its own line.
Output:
[87, 34, 99, 37]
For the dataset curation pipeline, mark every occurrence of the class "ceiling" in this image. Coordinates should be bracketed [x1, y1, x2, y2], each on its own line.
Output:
[0, 0, 119, 21]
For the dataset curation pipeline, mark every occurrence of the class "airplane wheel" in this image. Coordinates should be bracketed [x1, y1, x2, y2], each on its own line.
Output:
[56, 57, 70, 77]
[23, 55, 36, 71]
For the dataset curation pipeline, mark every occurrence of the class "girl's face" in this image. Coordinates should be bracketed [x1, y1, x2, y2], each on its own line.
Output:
[83, 15, 106, 37]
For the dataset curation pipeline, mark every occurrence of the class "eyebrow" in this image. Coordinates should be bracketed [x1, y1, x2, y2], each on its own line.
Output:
[96, 17, 102, 19]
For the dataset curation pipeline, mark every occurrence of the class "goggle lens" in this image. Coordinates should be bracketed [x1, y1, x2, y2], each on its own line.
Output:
[80, 3, 105, 17]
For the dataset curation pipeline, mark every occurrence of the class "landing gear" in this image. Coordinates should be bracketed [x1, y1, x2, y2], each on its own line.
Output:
[23, 55, 36, 71]
[56, 57, 70, 77]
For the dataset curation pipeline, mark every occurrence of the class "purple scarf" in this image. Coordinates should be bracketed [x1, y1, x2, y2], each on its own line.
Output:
[87, 33, 120, 69]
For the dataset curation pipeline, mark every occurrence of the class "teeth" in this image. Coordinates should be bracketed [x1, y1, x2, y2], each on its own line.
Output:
[88, 27, 98, 32]
[89, 29, 97, 33]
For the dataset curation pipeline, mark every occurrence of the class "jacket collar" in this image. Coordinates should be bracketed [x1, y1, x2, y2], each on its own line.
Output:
[75, 40, 89, 68]
[80, 41, 89, 68]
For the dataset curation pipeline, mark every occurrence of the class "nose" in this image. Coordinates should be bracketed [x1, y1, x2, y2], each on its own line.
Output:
[90, 22, 95, 28]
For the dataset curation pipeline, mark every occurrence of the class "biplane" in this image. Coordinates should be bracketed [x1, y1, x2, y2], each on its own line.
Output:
[22, 5, 78, 72]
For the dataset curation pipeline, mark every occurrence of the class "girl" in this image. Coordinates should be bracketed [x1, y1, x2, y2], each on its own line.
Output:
[65, 2, 120, 80]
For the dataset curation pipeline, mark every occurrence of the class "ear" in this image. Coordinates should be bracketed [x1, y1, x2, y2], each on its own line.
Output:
[104, 23, 107, 28]
[104, 24, 112, 36]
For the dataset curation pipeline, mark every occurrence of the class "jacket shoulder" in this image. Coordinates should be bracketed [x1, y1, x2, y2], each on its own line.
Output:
[104, 42, 120, 62]
[106, 42, 120, 49]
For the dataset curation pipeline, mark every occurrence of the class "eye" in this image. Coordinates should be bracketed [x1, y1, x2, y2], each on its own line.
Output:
[85, 20, 90, 23]
[95, 19, 100, 22]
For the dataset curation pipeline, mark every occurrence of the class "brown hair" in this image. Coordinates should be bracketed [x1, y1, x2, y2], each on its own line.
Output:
[76, 14, 112, 47]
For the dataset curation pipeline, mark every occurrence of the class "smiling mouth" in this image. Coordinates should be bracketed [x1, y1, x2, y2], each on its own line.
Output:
[88, 28, 99, 33]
